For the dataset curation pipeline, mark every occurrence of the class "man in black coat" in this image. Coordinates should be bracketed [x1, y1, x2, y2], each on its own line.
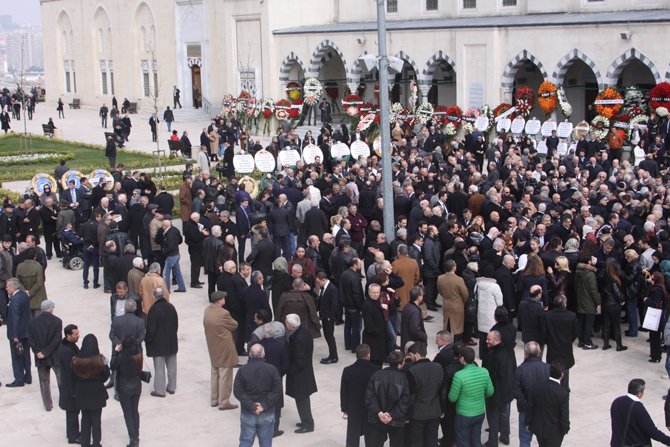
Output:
[513, 342, 550, 447]
[145, 287, 178, 397]
[183, 213, 208, 288]
[316, 272, 339, 363]
[433, 330, 455, 370]
[340, 258, 365, 353]
[483, 330, 515, 447]
[243, 272, 272, 343]
[246, 228, 274, 280]
[527, 360, 571, 447]
[58, 324, 81, 443]
[540, 294, 577, 390]
[6, 278, 31, 386]
[39, 197, 60, 259]
[105, 135, 117, 168]
[285, 314, 317, 433]
[495, 255, 517, 316]
[304, 206, 329, 241]
[270, 196, 291, 260]
[340, 344, 382, 447]
[400, 287, 428, 349]
[28, 299, 62, 411]
[518, 286, 546, 347]
[254, 324, 289, 437]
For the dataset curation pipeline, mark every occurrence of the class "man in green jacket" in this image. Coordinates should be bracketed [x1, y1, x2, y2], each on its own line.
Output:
[448, 346, 494, 447]
[574, 254, 600, 350]
[15, 248, 47, 318]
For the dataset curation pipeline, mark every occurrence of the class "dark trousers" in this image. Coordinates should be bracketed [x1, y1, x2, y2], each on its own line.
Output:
[80, 408, 102, 447]
[577, 313, 595, 345]
[485, 402, 510, 446]
[82, 248, 100, 286]
[538, 436, 564, 447]
[462, 321, 474, 343]
[108, 156, 116, 169]
[274, 234, 290, 260]
[101, 116, 107, 128]
[139, 236, 152, 262]
[346, 417, 369, 447]
[10, 338, 31, 384]
[295, 397, 314, 428]
[66, 410, 81, 441]
[651, 329, 663, 361]
[560, 368, 570, 391]
[602, 304, 623, 348]
[43, 226, 61, 258]
[274, 408, 281, 433]
[174, 98, 181, 108]
[440, 406, 457, 447]
[188, 247, 202, 286]
[409, 417, 440, 447]
[0, 288, 7, 321]
[233, 325, 246, 355]
[38, 364, 61, 409]
[365, 422, 404, 447]
[119, 389, 141, 439]
[207, 272, 219, 298]
[237, 235, 247, 264]
[424, 276, 438, 306]
[322, 317, 338, 359]
[344, 308, 362, 352]
[478, 331, 488, 361]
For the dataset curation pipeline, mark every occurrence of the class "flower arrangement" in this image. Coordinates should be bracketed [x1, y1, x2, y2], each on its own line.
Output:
[433, 106, 448, 125]
[462, 123, 474, 134]
[409, 80, 418, 112]
[590, 115, 610, 139]
[625, 86, 646, 108]
[613, 114, 630, 129]
[537, 81, 558, 114]
[324, 82, 339, 99]
[479, 105, 495, 132]
[361, 103, 373, 115]
[557, 87, 572, 119]
[463, 108, 480, 120]
[390, 102, 403, 123]
[285, 81, 302, 100]
[493, 103, 516, 121]
[302, 78, 322, 107]
[289, 99, 303, 119]
[629, 114, 650, 139]
[515, 86, 535, 118]
[275, 99, 291, 121]
[342, 94, 363, 117]
[416, 103, 434, 125]
[657, 107, 669, 118]
[262, 98, 275, 118]
[397, 108, 415, 127]
[595, 88, 623, 119]
[221, 94, 235, 118]
[373, 83, 390, 104]
[357, 113, 376, 133]
[650, 82, 670, 110]
[446, 106, 463, 127]
[444, 122, 457, 137]
[235, 96, 247, 115]
[628, 106, 643, 118]
[246, 97, 257, 117]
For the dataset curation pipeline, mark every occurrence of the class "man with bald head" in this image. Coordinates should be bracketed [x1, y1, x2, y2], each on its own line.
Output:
[219, 234, 237, 268]
[203, 225, 224, 296]
[217, 260, 246, 355]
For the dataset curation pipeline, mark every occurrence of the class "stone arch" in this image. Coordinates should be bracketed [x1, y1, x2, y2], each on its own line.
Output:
[279, 52, 307, 82]
[308, 40, 348, 77]
[606, 48, 661, 87]
[501, 50, 549, 92]
[394, 51, 420, 78]
[92, 5, 111, 54]
[56, 9, 74, 56]
[552, 48, 604, 91]
[421, 50, 456, 85]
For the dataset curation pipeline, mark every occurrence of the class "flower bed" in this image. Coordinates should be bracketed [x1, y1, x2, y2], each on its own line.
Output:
[0, 150, 74, 166]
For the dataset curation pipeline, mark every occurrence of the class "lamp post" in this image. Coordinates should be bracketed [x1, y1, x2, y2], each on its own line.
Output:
[376, 0, 394, 236]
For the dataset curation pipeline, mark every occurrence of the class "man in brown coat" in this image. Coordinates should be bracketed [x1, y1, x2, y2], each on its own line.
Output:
[139, 262, 170, 315]
[203, 291, 239, 410]
[437, 259, 469, 339]
[392, 244, 420, 311]
[179, 175, 194, 224]
[276, 278, 321, 339]
[127, 258, 145, 297]
[468, 185, 486, 219]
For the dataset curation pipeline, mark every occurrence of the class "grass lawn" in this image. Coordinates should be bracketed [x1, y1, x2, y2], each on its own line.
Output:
[0, 135, 185, 181]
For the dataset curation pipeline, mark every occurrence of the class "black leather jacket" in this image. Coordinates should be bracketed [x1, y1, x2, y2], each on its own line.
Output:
[598, 270, 625, 307]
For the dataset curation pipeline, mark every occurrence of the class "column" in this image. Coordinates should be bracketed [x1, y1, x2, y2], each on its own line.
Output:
[419, 84, 431, 104]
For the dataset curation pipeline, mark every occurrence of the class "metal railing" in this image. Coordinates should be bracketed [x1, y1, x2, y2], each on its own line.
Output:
[202, 96, 212, 115]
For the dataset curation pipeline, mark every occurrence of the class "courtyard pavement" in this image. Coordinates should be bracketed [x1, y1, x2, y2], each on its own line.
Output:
[0, 106, 669, 446]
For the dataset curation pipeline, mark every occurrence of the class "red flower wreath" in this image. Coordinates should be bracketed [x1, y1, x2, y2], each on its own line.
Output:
[289, 99, 303, 119]
[445, 106, 463, 127]
[360, 102, 373, 115]
[399, 108, 415, 127]
[650, 82, 670, 110]
[342, 94, 363, 117]
[285, 82, 301, 100]
[493, 103, 516, 121]
[515, 86, 535, 117]
[324, 82, 339, 99]
[275, 99, 291, 121]
[433, 106, 448, 125]
[238, 91, 250, 101]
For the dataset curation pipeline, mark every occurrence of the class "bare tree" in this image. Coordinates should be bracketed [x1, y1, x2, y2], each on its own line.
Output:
[147, 42, 165, 172]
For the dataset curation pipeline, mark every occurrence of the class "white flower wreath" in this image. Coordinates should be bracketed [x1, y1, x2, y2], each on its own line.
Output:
[590, 115, 610, 140]
[303, 78, 322, 107]
[390, 102, 403, 122]
[656, 107, 669, 118]
[444, 123, 457, 136]
[557, 87, 572, 118]
[628, 114, 650, 139]
[415, 103, 434, 125]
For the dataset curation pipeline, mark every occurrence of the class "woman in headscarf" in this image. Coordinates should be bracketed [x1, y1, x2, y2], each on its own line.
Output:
[644, 271, 667, 362]
[110, 334, 143, 447]
[563, 237, 581, 273]
[271, 257, 293, 312]
[39, 184, 58, 206]
[70, 334, 110, 447]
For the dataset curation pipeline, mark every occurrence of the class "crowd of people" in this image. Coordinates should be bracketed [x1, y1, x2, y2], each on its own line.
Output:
[5, 99, 670, 446]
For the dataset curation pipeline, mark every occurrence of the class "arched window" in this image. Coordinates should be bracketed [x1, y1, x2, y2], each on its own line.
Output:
[141, 26, 147, 52]
[151, 25, 156, 54]
[107, 28, 112, 52]
[62, 30, 67, 54]
[98, 28, 104, 52]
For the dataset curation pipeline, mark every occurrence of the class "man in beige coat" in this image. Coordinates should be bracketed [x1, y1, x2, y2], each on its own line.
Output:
[127, 258, 145, 297]
[392, 244, 420, 311]
[437, 259, 469, 338]
[139, 262, 170, 316]
[203, 291, 239, 410]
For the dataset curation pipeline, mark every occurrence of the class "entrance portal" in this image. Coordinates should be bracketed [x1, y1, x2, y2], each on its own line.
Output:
[191, 65, 201, 108]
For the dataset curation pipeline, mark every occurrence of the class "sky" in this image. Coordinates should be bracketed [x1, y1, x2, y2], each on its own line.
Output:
[0, 0, 41, 27]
